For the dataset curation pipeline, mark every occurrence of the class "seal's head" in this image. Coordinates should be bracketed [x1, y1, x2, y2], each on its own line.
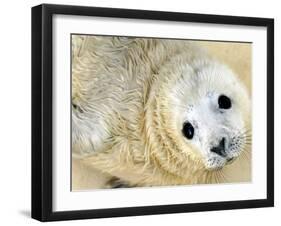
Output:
[173, 60, 251, 170]
[151, 57, 251, 173]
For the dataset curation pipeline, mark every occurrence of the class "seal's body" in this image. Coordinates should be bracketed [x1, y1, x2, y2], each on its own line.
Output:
[72, 36, 251, 188]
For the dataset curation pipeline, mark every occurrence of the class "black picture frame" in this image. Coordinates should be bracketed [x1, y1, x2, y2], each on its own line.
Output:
[31, 3, 274, 222]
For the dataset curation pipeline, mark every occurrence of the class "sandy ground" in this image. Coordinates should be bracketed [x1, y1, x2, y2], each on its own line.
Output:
[200, 41, 252, 94]
[72, 40, 252, 190]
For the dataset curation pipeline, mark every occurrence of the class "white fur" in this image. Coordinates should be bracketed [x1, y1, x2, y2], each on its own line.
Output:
[72, 36, 251, 187]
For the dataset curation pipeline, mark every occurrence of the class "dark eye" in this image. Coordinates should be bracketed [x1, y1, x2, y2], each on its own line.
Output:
[218, 95, 231, 109]
[182, 122, 194, 140]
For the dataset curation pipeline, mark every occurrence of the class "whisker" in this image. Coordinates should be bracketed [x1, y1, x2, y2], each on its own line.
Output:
[240, 150, 251, 162]
[242, 133, 252, 136]
[244, 139, 252, 142]
[215, 172, 220, 183]
[219, 170, 228, 183]
[246, 143, 251, 147]
[239, 129, 252, 137]
[240, 133, 252, 138]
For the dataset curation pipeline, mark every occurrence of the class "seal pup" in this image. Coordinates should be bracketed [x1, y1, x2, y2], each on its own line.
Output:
[72, 36, 251, 188]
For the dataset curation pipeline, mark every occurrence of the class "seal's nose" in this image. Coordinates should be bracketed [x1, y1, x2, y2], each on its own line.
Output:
[210, 137, 226, 157]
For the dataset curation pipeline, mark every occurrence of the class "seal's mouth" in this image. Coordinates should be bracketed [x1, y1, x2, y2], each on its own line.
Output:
[203, 136, 242, 170]
[204, 152, 239, 170]
[226, 157, 235, 164]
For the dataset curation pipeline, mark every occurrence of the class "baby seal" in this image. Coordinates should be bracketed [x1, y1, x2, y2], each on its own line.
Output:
[72, 36, 251, 188]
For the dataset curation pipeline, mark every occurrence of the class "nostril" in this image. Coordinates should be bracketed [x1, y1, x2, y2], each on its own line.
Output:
[210, 146, 224, 156]
[210, 138, 226, 157]
[220, 137, 225, 147]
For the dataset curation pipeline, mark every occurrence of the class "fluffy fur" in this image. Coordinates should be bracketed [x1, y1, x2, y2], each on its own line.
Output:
[72, 36, 251, 188]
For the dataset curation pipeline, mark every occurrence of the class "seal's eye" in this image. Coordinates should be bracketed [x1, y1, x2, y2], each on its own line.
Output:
[218, 95, 231, 109]
[182, 122, 194, 140]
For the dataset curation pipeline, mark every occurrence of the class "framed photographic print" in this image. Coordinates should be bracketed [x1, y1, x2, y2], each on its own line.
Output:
[31, 4, 274, 221]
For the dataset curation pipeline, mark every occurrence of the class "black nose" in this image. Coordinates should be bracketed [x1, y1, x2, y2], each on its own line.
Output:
[210, 138, 226, 157]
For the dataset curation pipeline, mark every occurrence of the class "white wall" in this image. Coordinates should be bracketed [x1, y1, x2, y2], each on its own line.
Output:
[0, 0, 279, 225]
